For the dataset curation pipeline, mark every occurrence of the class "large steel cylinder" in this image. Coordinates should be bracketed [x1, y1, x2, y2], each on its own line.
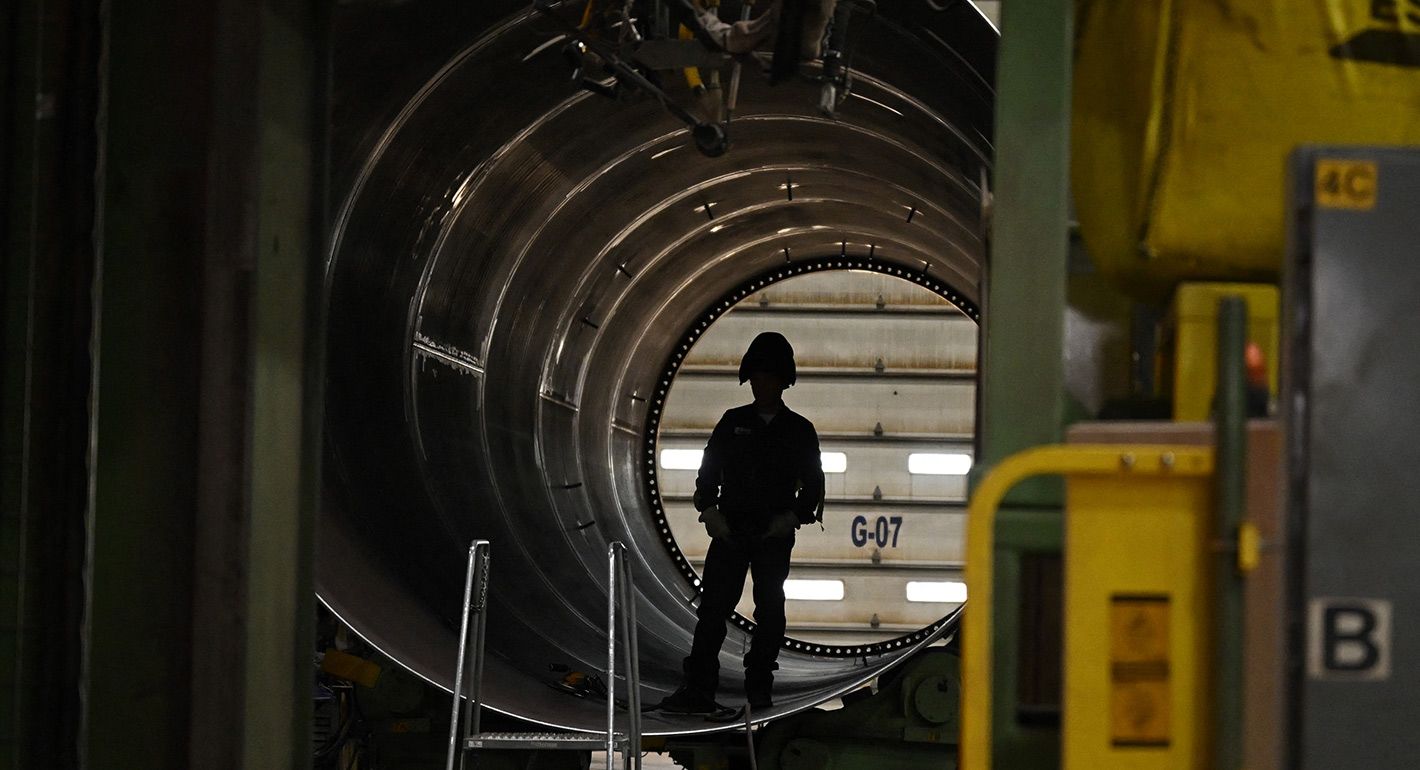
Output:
[320, 0, 995, 735]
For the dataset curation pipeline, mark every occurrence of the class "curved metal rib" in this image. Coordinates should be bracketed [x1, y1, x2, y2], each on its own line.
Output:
[320, 0, 995, 736]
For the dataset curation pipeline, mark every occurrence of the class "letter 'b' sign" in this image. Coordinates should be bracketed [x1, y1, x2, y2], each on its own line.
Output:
[1307, 597, 1392, 681]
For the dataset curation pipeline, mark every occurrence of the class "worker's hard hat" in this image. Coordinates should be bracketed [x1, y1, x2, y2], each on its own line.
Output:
[738, 332, 797, 385]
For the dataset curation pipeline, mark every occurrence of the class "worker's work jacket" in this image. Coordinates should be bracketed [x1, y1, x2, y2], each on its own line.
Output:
[693, 402, 825, 536]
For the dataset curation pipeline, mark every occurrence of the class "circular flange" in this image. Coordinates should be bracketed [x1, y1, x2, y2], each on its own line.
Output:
[641, 254, 979, 659]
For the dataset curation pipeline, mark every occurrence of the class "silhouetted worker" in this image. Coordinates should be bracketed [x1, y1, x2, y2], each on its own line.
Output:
[658, 332, 825, 715]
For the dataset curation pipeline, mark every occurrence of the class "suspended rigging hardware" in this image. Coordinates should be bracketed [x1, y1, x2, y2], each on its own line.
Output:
[816, 0, 875, 118]
[532, 0, 877, 156]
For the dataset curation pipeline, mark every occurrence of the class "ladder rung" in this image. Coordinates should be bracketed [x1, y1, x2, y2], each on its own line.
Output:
[449, 542, 641, 769]
[466, 731, 628, 751]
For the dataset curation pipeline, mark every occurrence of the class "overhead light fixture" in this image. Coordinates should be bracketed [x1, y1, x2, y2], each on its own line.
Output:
[663, 449, 848, 473]
[906, 581, 968, 603]
[784, 579, 845, 601]
[659, 449, 703, 470]
[907, 452, 973, 476]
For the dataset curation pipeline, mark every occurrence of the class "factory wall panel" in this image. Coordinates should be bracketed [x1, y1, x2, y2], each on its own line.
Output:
[663, 503, 964, 565]
[661, 375, 975, 435]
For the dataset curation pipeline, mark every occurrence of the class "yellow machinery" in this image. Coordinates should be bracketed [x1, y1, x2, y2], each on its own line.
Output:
[963, 0, 1411, 762]
[961, 445, 1222, 768]
[1164, 283, 1278, 421]
[1072, 0, 1420, 299]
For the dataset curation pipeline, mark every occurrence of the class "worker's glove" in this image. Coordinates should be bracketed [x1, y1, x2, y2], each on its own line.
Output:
[699, 506, 731, 540]
[763, 510, 799, 539]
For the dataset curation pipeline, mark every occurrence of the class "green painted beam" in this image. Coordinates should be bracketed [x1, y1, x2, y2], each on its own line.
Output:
[242, 4, 323, 769]
[87, 1, 210, 763]
[972, 2, 1074, 764]
[85, 2, 324, 768]
[976, 0, 1074, 507]
[1213, 297, 1247, 769]
[991, 510, 1062, 769]
[3, 3, 103, 768]
[995, 509, 1064, 554]
[970, 0, 1075, 763]
[0, 6, 35, 767]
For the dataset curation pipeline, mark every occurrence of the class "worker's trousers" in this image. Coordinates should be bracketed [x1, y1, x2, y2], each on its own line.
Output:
[683, 532, 794, 699]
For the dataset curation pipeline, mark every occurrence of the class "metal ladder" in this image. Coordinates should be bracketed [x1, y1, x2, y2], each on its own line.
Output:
[445, 540, 643, 770]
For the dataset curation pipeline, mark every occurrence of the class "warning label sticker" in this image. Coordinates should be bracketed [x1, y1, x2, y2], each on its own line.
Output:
[1316, 159, 1379, 210]
[1330, 0, 1420, 69]
[1110, 595, 1171, 747]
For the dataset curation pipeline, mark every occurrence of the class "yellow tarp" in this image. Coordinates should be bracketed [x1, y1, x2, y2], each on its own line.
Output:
[1073, 0, 1420, 299]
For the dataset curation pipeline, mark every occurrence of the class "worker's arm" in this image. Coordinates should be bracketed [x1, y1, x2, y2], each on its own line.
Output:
[792, 420, 825, 525]
[693, 411, 732, 512]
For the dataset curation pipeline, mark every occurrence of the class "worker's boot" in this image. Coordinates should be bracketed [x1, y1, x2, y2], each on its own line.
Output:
[745, 669, 774, 709]
[659, 659, 721, 713]
[657, 684, 720, 714]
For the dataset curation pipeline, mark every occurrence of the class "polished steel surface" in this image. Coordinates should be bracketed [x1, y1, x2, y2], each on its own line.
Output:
[320, 0, 995, 735]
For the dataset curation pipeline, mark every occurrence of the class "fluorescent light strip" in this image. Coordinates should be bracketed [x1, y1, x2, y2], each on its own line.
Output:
[906, 580, 968, 603]
[659, 449, 704, 470]
[907, 452, 973, 476]
[660, 449, 848, 473]
[783, 579, 845, 601]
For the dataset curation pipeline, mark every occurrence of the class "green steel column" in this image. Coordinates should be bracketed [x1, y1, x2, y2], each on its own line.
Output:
[977, 0, 1074, 492]
[86, 2, 324, 768]
[87, 1, 212, 764]
[242, 4, 324, 769]
[991, 512, 1064, 768]
[1213, 297, 1247, 769]
[973, 1, 1074, 767]
[2, 7, 37, 769]
[5, 3, 109, 768]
